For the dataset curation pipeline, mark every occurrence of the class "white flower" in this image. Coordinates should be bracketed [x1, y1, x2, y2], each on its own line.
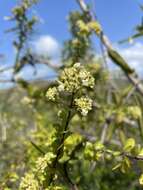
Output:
[36, 152, 56, 173]
[20, 173, 39, 190]
[81, 109, 88, 116]
[58, 83, 65, 92]
[74, 62, 81, 68]
[46, 87, 59, 101]
[79, 69, 95, 88]
[75, 97, 93, 116]
[21, 96, 34, 105]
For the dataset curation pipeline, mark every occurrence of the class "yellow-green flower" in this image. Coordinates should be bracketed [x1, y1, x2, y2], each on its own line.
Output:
[20, 173, 39, 190]
[127, 106, 142, 119]
[75, 97, 93, 116]
[46, 87, 59, 101]
[36, 152, 56, 173]
[58, 64, 94, 93]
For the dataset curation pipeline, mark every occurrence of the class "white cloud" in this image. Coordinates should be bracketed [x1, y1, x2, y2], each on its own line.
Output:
[21, 35, 61, 81]
[117, 42, 143, 76]
[6, 35, 61, 83]
[33, 35, 61, 58]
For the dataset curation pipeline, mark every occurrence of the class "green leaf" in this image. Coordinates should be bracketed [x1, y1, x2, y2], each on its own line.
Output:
[123, 138, 135, 152]
[138, 148, 143, 157]
[108, 48, 134, 74]
[139, 174, 143, 185]
[112, 163, 121, 171]
[84, 142, 94, 160]
[94, 141, 104, 151]
[112, 151, 121, 157]
[120, 157, 131, 173]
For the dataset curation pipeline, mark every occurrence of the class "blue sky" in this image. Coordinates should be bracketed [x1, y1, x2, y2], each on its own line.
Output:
[31, 0, 142, 42]
[0, 0, 142, 52]
[0, 0, 143, 87]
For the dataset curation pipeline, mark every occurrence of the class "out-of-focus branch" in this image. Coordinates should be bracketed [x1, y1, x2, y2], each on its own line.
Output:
[76, 0, 143, 96]
[0, 66, 13, 73]
[123, 153, 143, 161]
[34, 56, 62, 71]
[77, 128, 121, 145]
[99, 115, 137, 145]
[76, 0, 89, 13]
[0, 79, 14, 83]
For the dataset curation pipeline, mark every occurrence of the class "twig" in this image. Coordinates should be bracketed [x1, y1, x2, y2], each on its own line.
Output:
[0, 66, 13, 73]
[34, 57, 61, 71]
[124, 153, 143, 161]
[101, 122, 108, 144]
[30, 140, 45, 155]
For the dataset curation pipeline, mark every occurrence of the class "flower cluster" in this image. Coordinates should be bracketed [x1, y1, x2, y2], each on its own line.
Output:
[127, 106, 142, 119]
[58, 63, 94, 93]
[74, 96, 93, 116]
[46, 87, 59, 101]
[88, 21, 101, 35]
[21, 96, 34, 105]
[36, 152, 56, 173]
[77, 20, 101, 36]
[76, 20, 90, 36]
[79, 67, 95, 88]
[20, 173, 39, 190]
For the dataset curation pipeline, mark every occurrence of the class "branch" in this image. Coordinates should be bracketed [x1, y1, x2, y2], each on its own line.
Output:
[125, 154, 143, 161]
[33, 55, 62, 71]
[0, 79, 14, 83]
[100, 122, 108, 144]
[76, 0, 143, 96]
[30, 140, 45, 155]
[76, 0, 89, 12]
[0, 66, 13, 73]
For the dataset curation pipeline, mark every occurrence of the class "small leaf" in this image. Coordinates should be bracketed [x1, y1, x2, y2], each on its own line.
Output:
[94, 141, 104, 151]
[138, 148, 143, 157]
[112, 163, 121, 171]
[123, 138, 135, 152]
[139, 174, 143, 185]
[112, 151, 121, 157]
[120, 157, 131, 173]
